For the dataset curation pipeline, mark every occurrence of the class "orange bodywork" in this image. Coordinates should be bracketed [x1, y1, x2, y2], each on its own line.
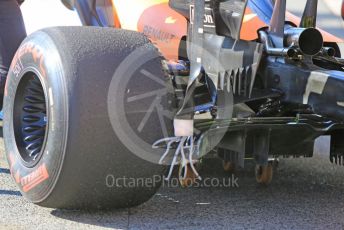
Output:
[111, 0, 342, 60]
[111, 0, 186, 60]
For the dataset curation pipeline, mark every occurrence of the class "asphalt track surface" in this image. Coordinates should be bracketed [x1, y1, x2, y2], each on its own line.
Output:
[2, 0, 344, 229]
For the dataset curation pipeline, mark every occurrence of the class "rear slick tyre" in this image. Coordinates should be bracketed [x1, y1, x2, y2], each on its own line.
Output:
[4, 27, 175, 210]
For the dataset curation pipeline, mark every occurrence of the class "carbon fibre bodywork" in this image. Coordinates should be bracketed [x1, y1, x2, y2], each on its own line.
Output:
[67, 0, 342, 60]
[66, 0, 344, 166]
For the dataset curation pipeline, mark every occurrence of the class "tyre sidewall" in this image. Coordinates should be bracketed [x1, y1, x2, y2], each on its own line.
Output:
[4, 31, 68, 203]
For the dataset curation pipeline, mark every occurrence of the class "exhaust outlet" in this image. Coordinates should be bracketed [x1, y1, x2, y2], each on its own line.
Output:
[321, 47, 336, 57]
[284, 27, 323, 56]
[259, 30, 298, 58]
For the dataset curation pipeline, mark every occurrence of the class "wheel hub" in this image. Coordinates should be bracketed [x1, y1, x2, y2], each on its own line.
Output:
[13, 72, 47, 166]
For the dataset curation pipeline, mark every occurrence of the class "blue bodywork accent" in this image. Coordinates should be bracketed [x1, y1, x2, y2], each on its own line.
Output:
[96, 7, 109, 26]
[325, 70, 344, 81]
[247, 0, 274, 25]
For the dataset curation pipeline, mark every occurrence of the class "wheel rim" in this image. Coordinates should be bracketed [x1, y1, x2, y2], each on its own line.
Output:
[13, 71, 47, 167]
[255, 165, 273, 185]
[223, 161, 235, 173]
[179, 163, 198, 187]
